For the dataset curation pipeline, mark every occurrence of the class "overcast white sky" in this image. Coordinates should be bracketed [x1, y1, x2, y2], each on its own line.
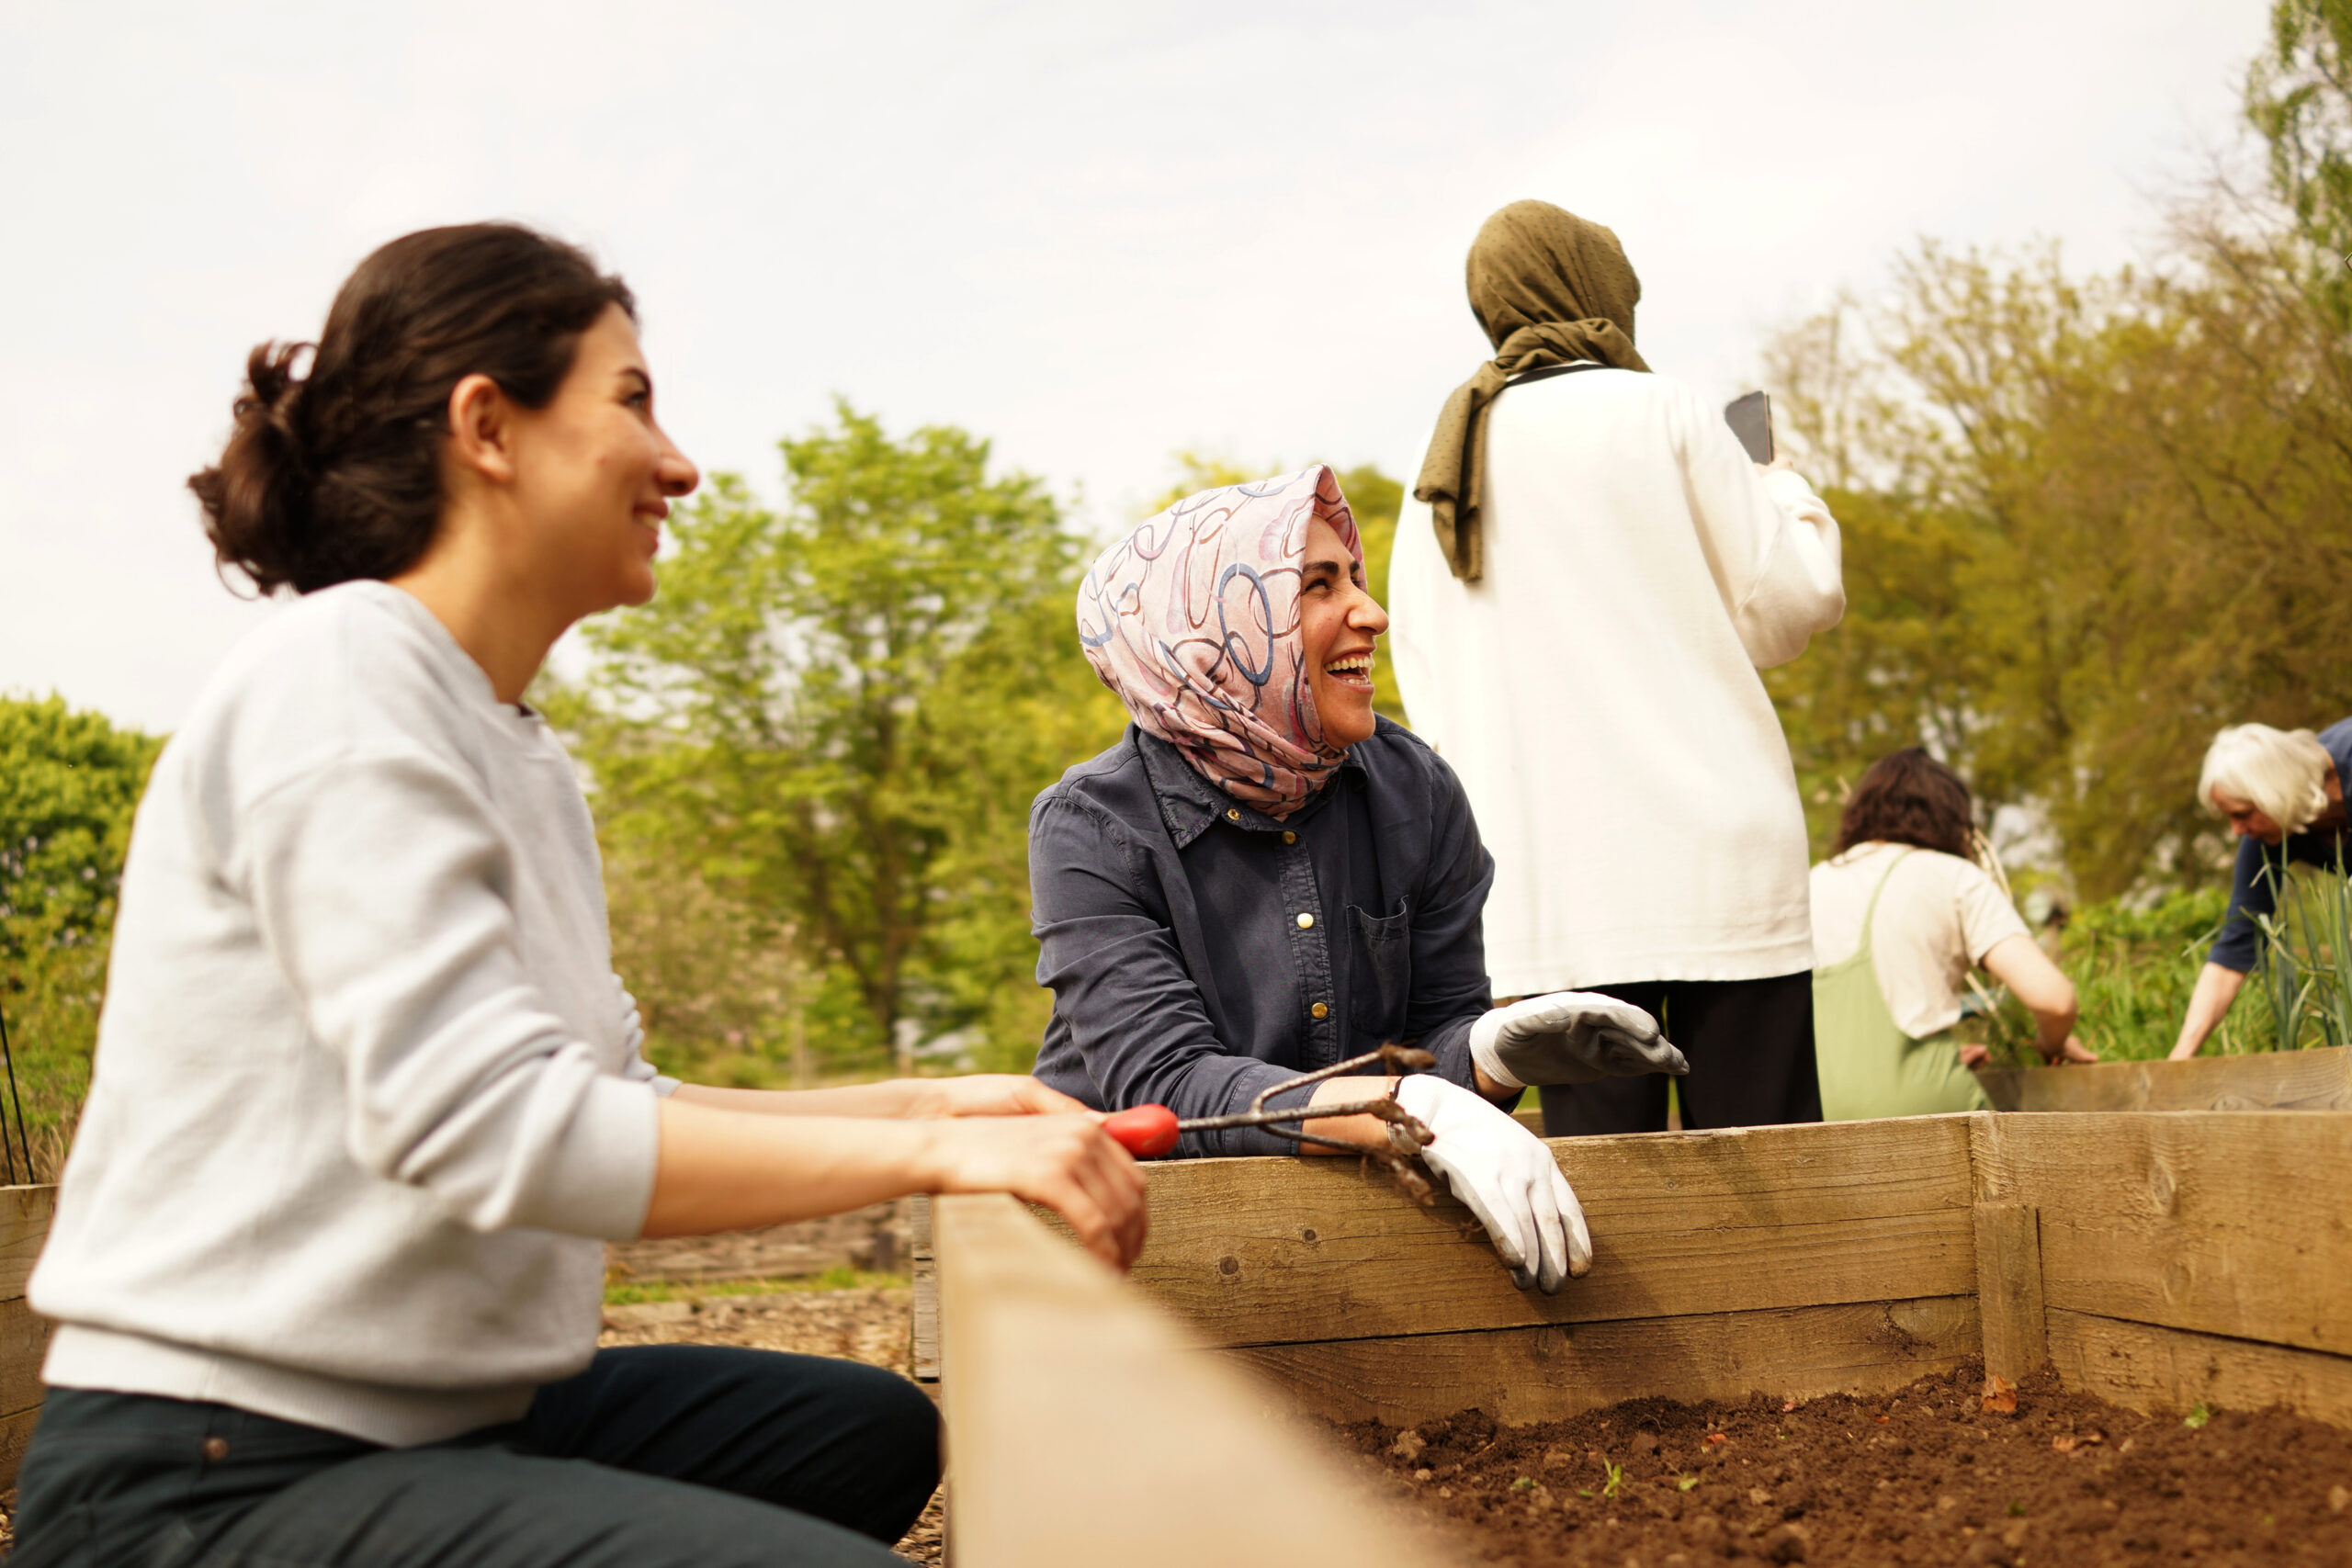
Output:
[2, 1, 2264, 733]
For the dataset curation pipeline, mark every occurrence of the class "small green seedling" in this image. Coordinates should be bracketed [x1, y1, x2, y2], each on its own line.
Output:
[1676, 1475, 1701, 1492]
[1510, 1476, 1536, 1493]
[2184, 1403, 2213, 1429]
[2007, 1500, 2029, 1517]
[1600, 1461, 1624, 1499]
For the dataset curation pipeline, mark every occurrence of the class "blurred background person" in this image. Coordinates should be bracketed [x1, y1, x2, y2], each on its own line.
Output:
[1810, 750, 2093, 1122]
[1390, 199, 1845, 1137]
[2170, 719, 2352, 1059]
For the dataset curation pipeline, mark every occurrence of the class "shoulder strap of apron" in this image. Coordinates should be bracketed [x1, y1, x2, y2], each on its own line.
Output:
[1854, 848, 1917, 964]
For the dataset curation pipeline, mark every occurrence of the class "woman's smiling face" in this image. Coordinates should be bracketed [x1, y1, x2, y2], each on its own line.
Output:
[503, 303, 699, 618]
[1298, 512, 1388, 750]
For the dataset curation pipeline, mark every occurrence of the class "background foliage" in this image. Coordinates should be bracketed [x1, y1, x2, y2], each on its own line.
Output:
[0, 697, 161, 1168]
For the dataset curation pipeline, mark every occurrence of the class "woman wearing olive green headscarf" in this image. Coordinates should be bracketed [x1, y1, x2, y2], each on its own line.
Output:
[1388, 199, 1849, 1140]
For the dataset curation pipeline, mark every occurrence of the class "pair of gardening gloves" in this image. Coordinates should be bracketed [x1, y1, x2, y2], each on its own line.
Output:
[1394, 993, 1687, 1297]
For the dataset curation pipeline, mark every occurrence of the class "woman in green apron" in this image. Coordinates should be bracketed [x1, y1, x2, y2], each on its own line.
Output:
[1809, 750, 2094, 1120]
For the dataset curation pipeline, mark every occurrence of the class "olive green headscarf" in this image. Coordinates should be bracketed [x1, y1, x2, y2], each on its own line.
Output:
[1413, 200, 1650, 581]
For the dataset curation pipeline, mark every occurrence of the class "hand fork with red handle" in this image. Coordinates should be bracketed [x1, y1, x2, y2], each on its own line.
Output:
[1099, 1043, 1438, 1179]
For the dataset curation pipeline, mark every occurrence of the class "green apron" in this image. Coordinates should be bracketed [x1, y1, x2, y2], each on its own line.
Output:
[1813, 850, 1993, 1122]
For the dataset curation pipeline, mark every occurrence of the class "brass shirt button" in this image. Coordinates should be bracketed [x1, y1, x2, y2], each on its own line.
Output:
[1311, 1002, 1329, 1020]
[1283, 831, 1296, 844]
[1226, 808, 1240, 822]
[1295, 912, 1314, 930]
[202, 1436, 229, 1461]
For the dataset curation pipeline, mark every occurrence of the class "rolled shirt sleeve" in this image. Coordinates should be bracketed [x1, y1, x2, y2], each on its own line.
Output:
[2210, 837, 2281, 974]
[1675, 381, 1845, 670]
[244, 750, 660, 1241]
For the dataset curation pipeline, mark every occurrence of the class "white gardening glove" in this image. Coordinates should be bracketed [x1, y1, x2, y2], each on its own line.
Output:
[615, 976, 645, 1056]
[1469, 990, 1689, 1091]
[1394, 1075, 1591, 1293]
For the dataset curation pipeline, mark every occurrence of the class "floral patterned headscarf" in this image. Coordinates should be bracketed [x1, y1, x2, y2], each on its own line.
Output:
[1078, 465, 1363, 818]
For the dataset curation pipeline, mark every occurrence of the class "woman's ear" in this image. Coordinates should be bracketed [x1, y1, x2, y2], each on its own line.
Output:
[445, 373, 518, 485]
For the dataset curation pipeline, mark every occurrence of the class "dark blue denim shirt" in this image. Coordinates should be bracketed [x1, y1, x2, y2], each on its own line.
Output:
[1028, 718, 1498, 1156]
[2210, 716, 2352, 973]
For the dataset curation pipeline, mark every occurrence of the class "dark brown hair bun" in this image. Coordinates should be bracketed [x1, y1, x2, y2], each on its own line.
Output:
[188, 223, 634, 595]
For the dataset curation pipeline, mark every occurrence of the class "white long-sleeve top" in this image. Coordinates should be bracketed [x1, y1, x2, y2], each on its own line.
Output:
[31, 581, 673, 1446]
[1389, 367, 1844, 996]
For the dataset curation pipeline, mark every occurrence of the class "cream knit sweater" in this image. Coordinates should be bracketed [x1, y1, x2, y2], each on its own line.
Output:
[32, 581, 669, 1446]
[1389, 367, 1844, 996]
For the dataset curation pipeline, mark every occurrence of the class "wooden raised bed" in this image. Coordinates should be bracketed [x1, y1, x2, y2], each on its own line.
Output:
[930, 1111, 2352, 1564]
[0, 1186, 55, 1488]
[1973, 1044, 2351, 1112]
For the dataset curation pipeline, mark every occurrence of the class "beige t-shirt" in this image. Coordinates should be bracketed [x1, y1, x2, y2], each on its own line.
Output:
[1808, 841, 2030, 1039]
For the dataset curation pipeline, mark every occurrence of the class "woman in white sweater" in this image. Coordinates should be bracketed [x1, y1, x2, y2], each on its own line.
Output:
[1390, 199, 1845, 1138]
[17, 224, 1144, 1568]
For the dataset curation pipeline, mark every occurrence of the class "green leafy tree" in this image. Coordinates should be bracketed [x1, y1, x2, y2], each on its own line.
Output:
[0, 696, 163, 1164]
[2247, 0, 2352, 325]
[1759, 226, 2352, 900]
[563, 403, 1123, 1077]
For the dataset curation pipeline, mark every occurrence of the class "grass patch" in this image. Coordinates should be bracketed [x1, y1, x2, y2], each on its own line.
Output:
[604, 1267, 910, 1305]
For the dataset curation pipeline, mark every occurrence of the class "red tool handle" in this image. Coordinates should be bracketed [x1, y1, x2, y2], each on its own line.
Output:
[1102, 1103, 1180, 1158]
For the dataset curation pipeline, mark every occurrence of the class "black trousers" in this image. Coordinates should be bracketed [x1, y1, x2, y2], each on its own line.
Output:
[11, 1345, 940, 1568]
[1539, 970, 1821, 1136]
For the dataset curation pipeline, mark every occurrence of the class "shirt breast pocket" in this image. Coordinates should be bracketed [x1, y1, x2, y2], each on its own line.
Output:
[1346, 898, 1413, 1040]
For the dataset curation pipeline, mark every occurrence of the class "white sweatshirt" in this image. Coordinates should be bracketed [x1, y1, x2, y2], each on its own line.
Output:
[31, 581, 671, 1446]
[1388, 367, 1844, 996]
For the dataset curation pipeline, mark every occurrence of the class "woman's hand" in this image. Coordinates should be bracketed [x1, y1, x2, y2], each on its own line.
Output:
[2037, 1033, 2098, 1066]
[1959, 1043, 1991, 1069]
[902, 1075, 1096, 1120]
[920, 1115, 1149, 1269]
[1394, 1076, 1589, 1293]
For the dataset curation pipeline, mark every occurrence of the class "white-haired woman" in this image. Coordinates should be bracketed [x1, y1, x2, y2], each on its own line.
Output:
[2171, 719, 2352, 1058]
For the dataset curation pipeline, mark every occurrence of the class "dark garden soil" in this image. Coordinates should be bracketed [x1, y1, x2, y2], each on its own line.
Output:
[1332, 1362, 2352, 1566]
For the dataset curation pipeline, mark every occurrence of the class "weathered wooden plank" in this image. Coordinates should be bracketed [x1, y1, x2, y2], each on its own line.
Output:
[0, 1186, 55, 1303]
[1973, 1048, 2352, 1113]
[0, 1298, 51, 1420]
[933, 1193, 1455, 1568]
[0, 1404, 38, 1492]
[1046, 1116, 1976, 1348]
[1223, 1295, 1983, 1428]
[1973, 1111, 2352, 1357]
[1973, 1201, 2047, 1383]
[2046, 1308, 2352, 1429]
[908, 1196, 938, 1382]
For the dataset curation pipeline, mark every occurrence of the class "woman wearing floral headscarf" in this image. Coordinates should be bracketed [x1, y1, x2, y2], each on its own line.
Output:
[1028, 466, 1686, 1293]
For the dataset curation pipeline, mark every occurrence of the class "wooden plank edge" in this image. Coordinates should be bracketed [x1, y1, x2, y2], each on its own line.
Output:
[0, 1186, 54, 1305]
[0, 1403, 38, 1494]
[1973, 1048, 2352, 1114]
[1219, 1294, 1983, 1428]
[1035, 1116, 1978, 1349]
[933, 1192, 1459, 1568]
[1973, 1201, 2047, 1384]
[2046, 1306, 2352, 1430]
